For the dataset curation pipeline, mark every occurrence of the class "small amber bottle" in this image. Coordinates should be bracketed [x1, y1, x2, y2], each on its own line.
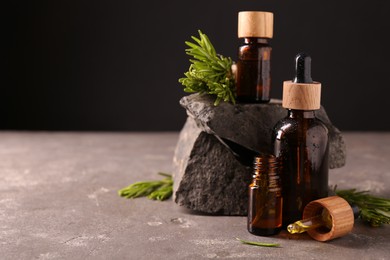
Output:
[272, 53, 329, 227]
[248, 155, 283, 236]
[236, 11, 273, 103]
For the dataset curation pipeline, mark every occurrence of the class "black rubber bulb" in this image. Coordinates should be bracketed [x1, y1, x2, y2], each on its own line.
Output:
[293, 52, 313, 83]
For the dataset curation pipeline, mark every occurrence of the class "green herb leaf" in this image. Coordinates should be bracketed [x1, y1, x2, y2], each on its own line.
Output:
[158, 172, 173, 178]
[335, 188, 390, 227]
[118, 173, 173, 201]
[236, 238, 280, 248]
[148, 184, 173, 201]
[179, 30, 236, 105]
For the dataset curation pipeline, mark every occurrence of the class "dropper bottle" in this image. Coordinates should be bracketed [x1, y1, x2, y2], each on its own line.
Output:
[236, 11, 273, 103]
[272, 53, 329, 227]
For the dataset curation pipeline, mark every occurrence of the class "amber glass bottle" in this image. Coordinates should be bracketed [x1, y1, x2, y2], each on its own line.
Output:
[236, 11, 273, 103]
[248, 155, 283, 236]
[272, 53, 329, 227]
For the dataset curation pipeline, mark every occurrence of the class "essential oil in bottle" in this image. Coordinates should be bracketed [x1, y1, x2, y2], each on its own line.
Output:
[248, 155, 283, 236]
[272, 53, 329, 227]
[236, 11, 273, 103]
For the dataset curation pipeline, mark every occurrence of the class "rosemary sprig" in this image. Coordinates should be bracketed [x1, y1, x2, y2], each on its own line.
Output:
[118, 172, 173, 201]
[179, 30, 236, 106]
[236, 238, 280, 248]
[336, 188, 390, 227]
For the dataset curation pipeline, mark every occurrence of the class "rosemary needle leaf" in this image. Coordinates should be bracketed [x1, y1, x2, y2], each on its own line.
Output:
[118, 181, 162, 198]
[148, 184, 173, 201]
[236, 238, 280, 248]
[118, 173, 173, 201]
[158, 172, 172, 178]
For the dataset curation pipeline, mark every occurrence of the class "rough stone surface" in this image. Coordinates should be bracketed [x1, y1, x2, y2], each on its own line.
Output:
[173, 93, 347, 215]
[180, 93, 346, 169]
[173, 118, 252, 215]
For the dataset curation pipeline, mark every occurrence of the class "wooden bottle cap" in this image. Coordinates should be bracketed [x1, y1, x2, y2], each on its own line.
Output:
[282, 81, 321, 110]
[303, 196, 354, 242]
[238, 11, 273, 38]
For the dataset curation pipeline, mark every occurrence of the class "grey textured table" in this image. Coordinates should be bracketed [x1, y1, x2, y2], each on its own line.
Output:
[1, 132, 389, 259]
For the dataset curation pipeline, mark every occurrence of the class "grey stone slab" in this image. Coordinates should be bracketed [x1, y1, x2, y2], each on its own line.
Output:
[180, 93, 346, 169]
[173, 94, 347, 215]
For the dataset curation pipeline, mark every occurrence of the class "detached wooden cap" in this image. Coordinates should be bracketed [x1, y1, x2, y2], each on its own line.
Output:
[303, 196, 354, 242]
[238, 11, 273, 38]
[282, 81, 321, 110]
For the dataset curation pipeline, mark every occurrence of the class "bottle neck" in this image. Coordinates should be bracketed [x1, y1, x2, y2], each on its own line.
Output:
[252, 155, 281, 193]
[244, 37, 269, 44]
[287, 109, 316, 119]
[253, 155, 278, 178]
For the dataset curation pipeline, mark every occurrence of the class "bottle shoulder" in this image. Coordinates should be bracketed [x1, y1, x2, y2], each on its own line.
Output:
[238, 45, 272, 60]
[274, 116, 328, 127]
[238, 44, 271, 53]
[272, 117, 328, 138]
[239, 42, 271, 48]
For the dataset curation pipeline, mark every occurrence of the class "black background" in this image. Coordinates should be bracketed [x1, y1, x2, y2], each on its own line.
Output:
[3, 1, 390, 131]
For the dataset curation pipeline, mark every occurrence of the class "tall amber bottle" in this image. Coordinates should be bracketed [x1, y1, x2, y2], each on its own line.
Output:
[272, 53, 329, 227]
[236, 11, 273, 103]
[248, 155, 283, 236]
